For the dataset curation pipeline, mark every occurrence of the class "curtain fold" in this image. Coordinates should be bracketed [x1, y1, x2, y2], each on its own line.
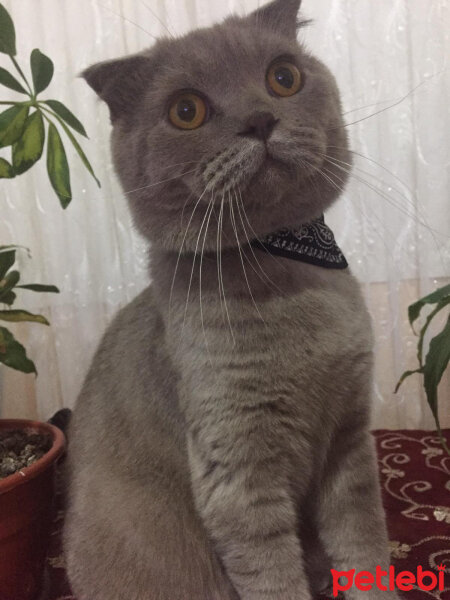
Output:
[0, 0, 449, 428]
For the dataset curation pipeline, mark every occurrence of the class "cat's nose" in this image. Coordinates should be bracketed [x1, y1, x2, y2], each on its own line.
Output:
[239, 111, 279, 141]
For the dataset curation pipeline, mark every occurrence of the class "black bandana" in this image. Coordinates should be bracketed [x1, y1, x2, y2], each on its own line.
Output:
[251, 215, 348, 269]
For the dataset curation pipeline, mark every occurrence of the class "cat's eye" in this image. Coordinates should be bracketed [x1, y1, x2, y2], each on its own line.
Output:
[169, 93, 207, 130]
[267, 61, 302, 97]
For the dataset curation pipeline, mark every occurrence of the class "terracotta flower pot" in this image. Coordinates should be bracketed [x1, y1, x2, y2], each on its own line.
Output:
[0, 419, 65, 600]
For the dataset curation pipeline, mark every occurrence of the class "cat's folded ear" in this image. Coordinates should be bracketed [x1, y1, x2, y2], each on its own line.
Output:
[82, 54, 151, 122]
[249, 0, 308, 38]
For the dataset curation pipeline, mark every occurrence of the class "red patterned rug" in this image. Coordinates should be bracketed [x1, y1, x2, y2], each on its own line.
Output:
[45, 429, 450, 599]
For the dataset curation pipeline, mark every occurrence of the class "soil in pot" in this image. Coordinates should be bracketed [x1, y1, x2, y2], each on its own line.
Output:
[0, 429, 52, 479]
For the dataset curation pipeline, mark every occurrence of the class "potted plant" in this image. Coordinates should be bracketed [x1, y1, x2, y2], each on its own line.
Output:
[0, 420, 65, 600]
[0, 3, 99, 598]
[396, 283, 450, 453]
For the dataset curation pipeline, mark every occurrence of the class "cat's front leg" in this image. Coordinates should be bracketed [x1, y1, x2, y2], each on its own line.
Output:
[319, 428, 400, 600]
[187, 423, 311, 600]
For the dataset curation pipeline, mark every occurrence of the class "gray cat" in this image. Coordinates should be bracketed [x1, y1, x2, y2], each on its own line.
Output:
[64, 1, 398, 599]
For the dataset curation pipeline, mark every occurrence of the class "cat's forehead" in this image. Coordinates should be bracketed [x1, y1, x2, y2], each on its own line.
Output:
[151, 19, 301, 93]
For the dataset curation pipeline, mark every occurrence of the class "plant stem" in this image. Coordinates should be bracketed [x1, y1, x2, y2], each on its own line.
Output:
[9, 55, 33, 97]
[38, 104, 66, 128]
[38, 103, 64, 124]
[40, 110, 53, 127]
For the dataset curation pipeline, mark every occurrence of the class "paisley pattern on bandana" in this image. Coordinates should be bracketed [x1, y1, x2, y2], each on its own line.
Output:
[252, 215, 348, 269]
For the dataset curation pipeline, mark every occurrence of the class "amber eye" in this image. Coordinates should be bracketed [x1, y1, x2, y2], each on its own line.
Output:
[267, 62, 302, 97]
[169, 93, 207, 130]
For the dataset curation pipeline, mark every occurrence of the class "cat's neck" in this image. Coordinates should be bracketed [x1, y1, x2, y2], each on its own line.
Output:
[150, 242, 348, 311]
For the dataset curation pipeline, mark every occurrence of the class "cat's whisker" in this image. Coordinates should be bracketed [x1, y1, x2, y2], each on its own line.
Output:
[340, 67, 449, 120]
[339, 147, 414, 193]
[329, 72, 449, 132]
[235, 189, 286, 297]
[300, 155, 336, 216]
[65, 164, 200, 211]
[322, 157, 447, 271]
[325, 159, 435, 269]
[312, 163, 346, 198]
[179, 191, 196, 230]
[312, 162, 397, 258]
[312, 160, 393, 255]
[123, 168, 199, 198]
[318, 154, 412, 217]
[321, 155, 444, 235]
[327, 146, 450, 241]
[229, 192, 266, 326]
[215, 195, 226, 323]
[139, 0, 175, 39]
[159, 159, 203, 170]
[326, 159, 421, 223]
[321, 150, 419, 216]
[89, 167, 200, 208]
[94, 1, 159, 41]
[218, 195, 236, 346]
[199, 195, 215, 366]
[181, 193, 215, 340]
[323, 151, 419, 213]
[169, 184, 210, 329]
[322, 149, 447, 254]
[343, 98, 404, 116]
[236, 189, 289, 274]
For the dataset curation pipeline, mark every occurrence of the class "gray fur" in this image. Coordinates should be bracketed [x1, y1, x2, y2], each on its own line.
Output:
[65, 1, 398, 598]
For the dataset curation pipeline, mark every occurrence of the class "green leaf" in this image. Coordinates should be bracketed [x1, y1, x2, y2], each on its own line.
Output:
[1, 290, 16, 306]
[50, 114, 100, 187]
[0, 104, 29, 148]
[408, 284, 450, 329]
[12, 109, 45, 174]
[394, 368, 423, 393]
[0, 309, 49, 325]
[0, 4, 16, 56]
[16, 283, 59, 293]
[0, 66, 27, 93]
[0, 248, 15, 278]
[1, 290, 16, 305]
[47, 122, 72, 208]
[417, 296, 450, 365]
[30, 48, 54, 94]
[0, 269, 20, 300]
[0, 326, 36, 374]
[0, 156, 14, 178]
[44, 100, 87, 137]
[423, 316, 450, 423]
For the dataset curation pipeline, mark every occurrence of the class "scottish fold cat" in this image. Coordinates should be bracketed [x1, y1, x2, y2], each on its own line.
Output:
[64, 1, 398, 598]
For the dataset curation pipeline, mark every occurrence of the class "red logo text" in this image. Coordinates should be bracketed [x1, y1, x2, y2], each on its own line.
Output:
[331, 565, 445, 596]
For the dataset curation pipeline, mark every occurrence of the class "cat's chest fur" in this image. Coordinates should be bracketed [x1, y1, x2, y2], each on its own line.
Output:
[152, 247, 373, 439]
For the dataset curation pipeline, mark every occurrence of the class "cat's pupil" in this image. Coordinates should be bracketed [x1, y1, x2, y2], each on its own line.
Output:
[275, 67, 294, 89]
[177, 99, 196, 122]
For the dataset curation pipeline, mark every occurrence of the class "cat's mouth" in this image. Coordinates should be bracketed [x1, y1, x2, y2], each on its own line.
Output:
[263, 149, 288, 168]
[256, 145, 299, 178]
[265, 138, 327, 179]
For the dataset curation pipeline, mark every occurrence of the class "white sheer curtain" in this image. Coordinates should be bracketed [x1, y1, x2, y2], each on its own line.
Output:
[0, 0, 449, 429]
